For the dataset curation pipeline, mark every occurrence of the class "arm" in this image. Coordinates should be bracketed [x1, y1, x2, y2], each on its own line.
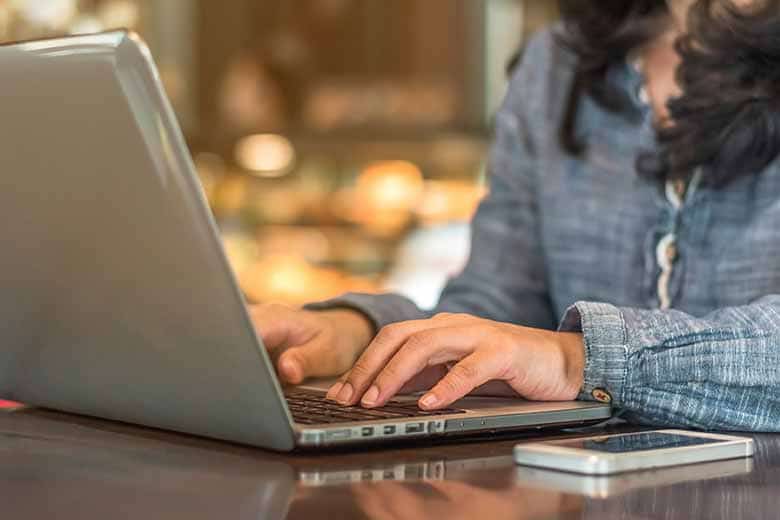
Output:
[560, 297, 780, 431]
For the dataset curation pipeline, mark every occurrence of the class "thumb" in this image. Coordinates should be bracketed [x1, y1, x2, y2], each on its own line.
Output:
[250, 304, 316, 352]
[277, 337, 341, 385]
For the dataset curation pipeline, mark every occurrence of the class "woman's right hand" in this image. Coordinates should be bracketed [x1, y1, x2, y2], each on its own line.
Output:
[248, 304, 375, 385]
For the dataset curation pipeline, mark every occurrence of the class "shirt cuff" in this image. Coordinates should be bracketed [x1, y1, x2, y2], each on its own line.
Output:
[559, 301, 629, 406]
[303, 292, 427, 333]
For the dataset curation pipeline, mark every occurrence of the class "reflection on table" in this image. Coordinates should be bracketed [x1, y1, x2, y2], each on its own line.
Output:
[1, 408, 777, 519]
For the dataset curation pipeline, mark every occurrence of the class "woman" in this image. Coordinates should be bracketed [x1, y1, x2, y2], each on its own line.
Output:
[251, 0, 780, 431]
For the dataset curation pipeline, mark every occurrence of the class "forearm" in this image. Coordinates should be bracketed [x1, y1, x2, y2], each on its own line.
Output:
[560, 297, 780, 431]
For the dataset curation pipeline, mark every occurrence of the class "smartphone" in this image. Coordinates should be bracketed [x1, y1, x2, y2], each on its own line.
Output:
[515, 457, 753, 498]
[513, 429, 754, 475]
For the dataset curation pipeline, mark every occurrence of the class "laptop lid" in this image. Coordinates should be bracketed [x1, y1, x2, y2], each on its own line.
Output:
[0, 32, 296, 451]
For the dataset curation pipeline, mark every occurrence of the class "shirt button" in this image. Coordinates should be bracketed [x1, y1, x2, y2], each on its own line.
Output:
[666, 242, 678, 264]
[638, 85, 650, 105]
[673, 179, 687, 199]
[591, 388, 613, 404]
[656, 233, 677, 270]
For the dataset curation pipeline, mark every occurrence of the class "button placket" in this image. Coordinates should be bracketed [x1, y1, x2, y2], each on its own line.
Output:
[656, 232, 677, 310]
[654, 169, 703, 310]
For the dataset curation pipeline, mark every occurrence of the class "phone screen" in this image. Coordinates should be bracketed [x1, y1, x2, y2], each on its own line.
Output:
[553, 432, 719, 454]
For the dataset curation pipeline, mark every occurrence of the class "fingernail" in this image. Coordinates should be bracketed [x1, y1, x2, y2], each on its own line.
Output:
[326, 382, 344, 400]
[419, 393, 439, 409]
[336, 382, 353, 404]
[361, 385, 380, 407]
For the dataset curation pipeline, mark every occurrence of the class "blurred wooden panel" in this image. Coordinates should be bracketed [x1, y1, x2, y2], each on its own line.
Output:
[197, 0, 487, 143]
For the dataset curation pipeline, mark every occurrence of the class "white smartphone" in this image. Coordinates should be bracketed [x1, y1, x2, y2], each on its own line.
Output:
[515, 457, 754, 498]
[513, 429, 754, 475]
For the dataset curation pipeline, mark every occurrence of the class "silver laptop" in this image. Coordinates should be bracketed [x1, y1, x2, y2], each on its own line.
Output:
[0, 31, 611, 451]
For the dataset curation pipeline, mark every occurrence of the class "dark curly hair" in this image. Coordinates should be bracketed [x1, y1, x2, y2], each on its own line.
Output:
[558, 0, 780, 186]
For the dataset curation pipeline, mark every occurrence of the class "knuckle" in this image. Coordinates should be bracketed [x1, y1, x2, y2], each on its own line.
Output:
[437, 312, 469, 322]
[284, 350, 308, 371]
[488, 342, 518, 380]
[404, 331, 434, 351]
[449, 363, 479, 385]
[377, 363, 402, 383]
[346, 361, 373, 382]
[486, 327, 508, 346]
[376, 324, 402, 342]
[438, 376, 464, 395]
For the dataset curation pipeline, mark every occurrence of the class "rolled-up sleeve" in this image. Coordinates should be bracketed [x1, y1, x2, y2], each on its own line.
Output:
[304, 293, 426, 334]
[559, 296, 780, 431]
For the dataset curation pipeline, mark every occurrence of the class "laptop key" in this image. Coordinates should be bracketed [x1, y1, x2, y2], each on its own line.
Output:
[285, 389, 466, 425]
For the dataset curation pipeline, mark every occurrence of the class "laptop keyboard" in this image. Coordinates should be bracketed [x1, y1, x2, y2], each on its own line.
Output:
[285, 389, 466, 425]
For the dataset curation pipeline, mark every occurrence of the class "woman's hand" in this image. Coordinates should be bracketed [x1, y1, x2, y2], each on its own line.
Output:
[249, 304, 374, 385]
[326, 313, 585, 409]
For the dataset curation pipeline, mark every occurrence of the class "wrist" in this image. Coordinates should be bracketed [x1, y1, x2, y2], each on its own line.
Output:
[316, 309, 375, 351]
[556, 332, 586, 400]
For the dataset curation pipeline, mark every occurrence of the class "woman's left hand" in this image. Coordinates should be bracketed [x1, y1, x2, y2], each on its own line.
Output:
[326, 313, 586, 410]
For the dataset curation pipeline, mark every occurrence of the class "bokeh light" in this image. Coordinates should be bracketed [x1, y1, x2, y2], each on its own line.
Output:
[16, 0, 77, 29]
[356, 160, 424, 212]
[98, 0, 139, 29]
[235, 134, 296, 177]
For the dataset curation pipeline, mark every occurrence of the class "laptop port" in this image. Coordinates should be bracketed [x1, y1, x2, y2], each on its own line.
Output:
[361, 426, 374, 437]
[326, 429, 351, 441]
[383, 425, 396, 435]
[405, 423, 424, 434]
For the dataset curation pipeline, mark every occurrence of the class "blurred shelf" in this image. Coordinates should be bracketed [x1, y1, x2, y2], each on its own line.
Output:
[195, 128, 490, 178]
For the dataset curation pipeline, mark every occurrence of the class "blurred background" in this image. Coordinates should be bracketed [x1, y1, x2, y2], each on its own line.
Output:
[0, 0, 558, 309]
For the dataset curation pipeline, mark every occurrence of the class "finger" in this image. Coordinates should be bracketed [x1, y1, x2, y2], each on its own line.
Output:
[328, 314, 476, 404]
[249, 304, 315, 351]
[327, 319, 441, 405]
[329, 314, 478, 404]
[360, 326, 481, 408]
[277, 337, 341, 384]
[418, 351, 503, 410]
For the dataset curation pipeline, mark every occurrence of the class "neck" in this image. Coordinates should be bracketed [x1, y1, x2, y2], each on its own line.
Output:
[639, 26, 683, 125]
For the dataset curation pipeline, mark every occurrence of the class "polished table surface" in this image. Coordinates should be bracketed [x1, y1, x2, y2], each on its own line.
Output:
[0, 407, 776, 519]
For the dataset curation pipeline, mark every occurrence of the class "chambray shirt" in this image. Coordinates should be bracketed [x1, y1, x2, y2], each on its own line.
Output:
[309, 28, 780, 432]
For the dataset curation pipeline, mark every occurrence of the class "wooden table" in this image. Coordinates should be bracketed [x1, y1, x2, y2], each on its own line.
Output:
[0, 407, 776, 519]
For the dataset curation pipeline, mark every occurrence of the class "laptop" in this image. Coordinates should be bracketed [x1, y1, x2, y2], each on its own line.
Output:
[0, 31, 611, 451]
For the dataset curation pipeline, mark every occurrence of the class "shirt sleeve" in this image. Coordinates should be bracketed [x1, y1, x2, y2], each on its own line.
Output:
[558, 296, 780, 431]
[305, 31, 558, 332]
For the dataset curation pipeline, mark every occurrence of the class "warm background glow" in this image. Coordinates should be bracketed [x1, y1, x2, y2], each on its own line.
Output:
[0, 0, 558, 308]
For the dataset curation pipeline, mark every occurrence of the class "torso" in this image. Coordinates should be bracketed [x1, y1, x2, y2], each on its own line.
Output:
[520, 28, 780, 320]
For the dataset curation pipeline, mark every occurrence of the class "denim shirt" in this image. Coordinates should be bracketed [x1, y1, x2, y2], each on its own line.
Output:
[308, 28, 780, 432]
